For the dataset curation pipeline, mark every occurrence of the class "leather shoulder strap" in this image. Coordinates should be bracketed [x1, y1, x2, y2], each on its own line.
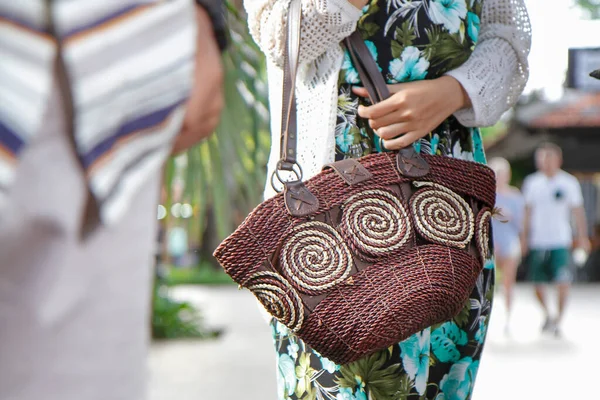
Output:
[344, 32, 390, 104]
[277, 0, 302, 172]
[273, 0, 427, 199]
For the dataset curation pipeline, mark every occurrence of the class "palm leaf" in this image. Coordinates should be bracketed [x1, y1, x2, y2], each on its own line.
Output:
[161, 3, 271, 266]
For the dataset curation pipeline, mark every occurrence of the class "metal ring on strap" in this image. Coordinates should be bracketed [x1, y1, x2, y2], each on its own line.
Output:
[271, 162, 304, 193]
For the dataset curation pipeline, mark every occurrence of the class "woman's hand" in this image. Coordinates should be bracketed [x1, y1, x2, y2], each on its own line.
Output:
[348, 0, 370, 10]
[354, 76, 471, 150]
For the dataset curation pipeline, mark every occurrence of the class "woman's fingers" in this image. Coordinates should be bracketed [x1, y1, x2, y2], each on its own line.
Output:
[369, 109, 413, 130]
[381, 131, 423, 150]
[374, 122, 411, 140]
[352, 84, 404, 98]
[357, 95, 406, 120]
[353, 84, 406, 119]
[351, 87, 370, 98]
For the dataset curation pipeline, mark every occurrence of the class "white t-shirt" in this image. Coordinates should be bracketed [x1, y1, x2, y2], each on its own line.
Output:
[522, 170, 584, 249]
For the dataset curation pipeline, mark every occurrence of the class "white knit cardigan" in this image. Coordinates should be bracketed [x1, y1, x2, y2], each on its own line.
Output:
[244, 0, 532, 199]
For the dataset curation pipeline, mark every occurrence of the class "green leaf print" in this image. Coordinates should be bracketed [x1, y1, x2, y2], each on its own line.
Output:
[429, 356, 437, 367]
[337, 350, 405, 400]
[391, 40, 404, 59]
[358, 0, 381, 39]
[428, 33, 471, 74]
[396, 374, 414, 400]
[453, 298, 472, 328]
[295, 353, 317, 400]
[396, 21, 417, 47]
[459, 20, 466, 43]
[360, 0, 380, 21]
[360, 22, 380, 38]
[423, 26, 443, 60]
[473, 0, 483, 16]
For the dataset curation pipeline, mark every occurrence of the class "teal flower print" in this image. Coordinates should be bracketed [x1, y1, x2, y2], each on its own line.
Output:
[431, 321, 468, 363]
[399, 329, 431, 395]
[364, 40, 382, 71]
[484, 258, 494, 270]
[430, 134, 440, 154]
[429, 0, 468, 34]
[336, 125, 355, 153]
[287, 341, 299, 360]
[389, 46, 430, 83]
[313, 350, 339, 373]
[471, 128, 487, 164]
[277, 354, 297, 398]
[436, 357, 480, 400]
[474, 318, 487, 344]
[341, 51, 360, 84]
[341, 41, 380, 84]
[466, 12, 480, 43]
[337, 387, 367, 400]
[275, 320, 290, 337]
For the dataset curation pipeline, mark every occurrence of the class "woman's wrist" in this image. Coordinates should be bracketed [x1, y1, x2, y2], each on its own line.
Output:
[347, 0, 369, 11]
[437, 75, 472, 113]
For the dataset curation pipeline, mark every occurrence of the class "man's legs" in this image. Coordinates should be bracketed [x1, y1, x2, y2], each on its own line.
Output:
[551, 248, 573, 335]
[556, 283, 570, 326]
[534, 285, 552, 328]
[0, 79, 160, 400]
[529, 250, 552, 327]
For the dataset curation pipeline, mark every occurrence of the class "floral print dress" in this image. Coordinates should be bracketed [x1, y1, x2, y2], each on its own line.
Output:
[272, 1, 495, 399]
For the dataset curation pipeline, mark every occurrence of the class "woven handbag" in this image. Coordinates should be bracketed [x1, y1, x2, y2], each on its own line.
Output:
[214, 0, 496, 365]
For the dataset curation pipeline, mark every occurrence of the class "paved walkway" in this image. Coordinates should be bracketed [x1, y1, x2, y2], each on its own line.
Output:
[149, 284, 600, 400]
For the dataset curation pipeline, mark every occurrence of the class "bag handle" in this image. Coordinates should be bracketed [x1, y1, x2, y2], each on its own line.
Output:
[272, 0, 429, 209]
[343, 32, 390, 104]
[342, 34, 428, 178]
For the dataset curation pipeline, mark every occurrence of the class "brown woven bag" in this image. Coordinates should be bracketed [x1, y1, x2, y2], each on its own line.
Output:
[214, 0, 496, 365]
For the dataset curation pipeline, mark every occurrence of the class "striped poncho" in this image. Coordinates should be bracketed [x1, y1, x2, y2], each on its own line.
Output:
[0, 0, 198, 226]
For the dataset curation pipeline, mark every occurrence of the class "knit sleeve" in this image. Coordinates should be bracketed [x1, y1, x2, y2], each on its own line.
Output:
[445, 0, 532, 127]
[244, 0, 363, 67]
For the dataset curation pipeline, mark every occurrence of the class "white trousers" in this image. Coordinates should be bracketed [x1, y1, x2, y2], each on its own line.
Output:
[0, 79, 160, 399]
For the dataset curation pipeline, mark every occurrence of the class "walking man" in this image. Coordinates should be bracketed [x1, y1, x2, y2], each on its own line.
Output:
[522, 143, 590, 336]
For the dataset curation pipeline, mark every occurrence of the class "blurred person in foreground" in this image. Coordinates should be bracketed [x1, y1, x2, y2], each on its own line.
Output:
[522, 143, 590, 337]
[0, 1, 225, 399]
[489, 157, 525, 335]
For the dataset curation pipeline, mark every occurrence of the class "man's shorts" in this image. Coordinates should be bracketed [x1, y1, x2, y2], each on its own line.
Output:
[527, 248, 572, 283]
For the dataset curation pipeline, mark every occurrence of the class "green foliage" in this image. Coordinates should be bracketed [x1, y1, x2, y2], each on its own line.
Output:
[165, 264, 235, 286]
[163, 4, 271, 265]
[574, 0, 600, 19]
[151, 280, 222, 339]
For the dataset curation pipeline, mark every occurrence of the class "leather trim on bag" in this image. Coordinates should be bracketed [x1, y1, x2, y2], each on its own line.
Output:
[323, 159, 373, 186]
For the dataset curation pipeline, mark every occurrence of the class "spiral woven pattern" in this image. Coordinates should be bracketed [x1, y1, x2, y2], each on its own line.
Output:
[245, 271, 305, 332]
[214, 150, 498, 365]
[340, 189, 411, 259]
[410, 182, 474, 248]
[280, 221, 353, 295]
[476, 208, 493, 261]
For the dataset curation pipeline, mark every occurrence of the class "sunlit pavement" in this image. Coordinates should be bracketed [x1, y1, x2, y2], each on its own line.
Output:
[149, 284, 600, 400]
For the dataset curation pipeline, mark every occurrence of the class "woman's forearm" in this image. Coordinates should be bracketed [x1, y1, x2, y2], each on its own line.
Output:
[444, 0, 532, 127]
